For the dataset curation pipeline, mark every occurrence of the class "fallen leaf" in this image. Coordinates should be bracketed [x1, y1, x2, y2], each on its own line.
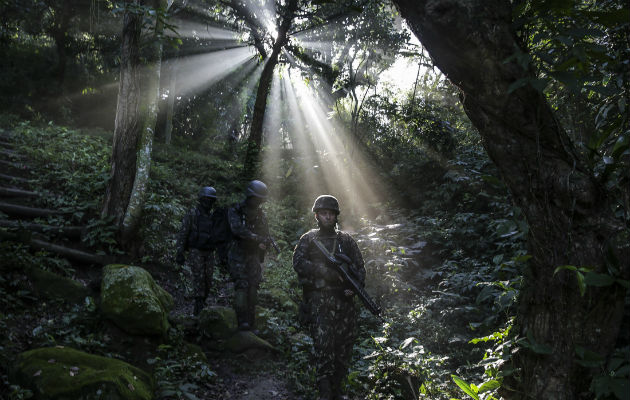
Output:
[69, 371, 76, 377]
[128, 383, 135, 392]
[48, 359, 56, 364]
[70, 366, 79, 372]
[33, 370, 42, 377]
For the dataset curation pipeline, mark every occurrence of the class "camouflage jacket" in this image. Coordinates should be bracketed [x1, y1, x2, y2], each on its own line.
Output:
[227, 201, 269, 252]
[176, 206, 215, 252]
[293, 229, 366, 292]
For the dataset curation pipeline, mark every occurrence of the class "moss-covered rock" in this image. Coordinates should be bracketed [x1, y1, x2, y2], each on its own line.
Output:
[197, 306, 237, 340]
[225, 331, 279, 353]
[100, 265, 173, 337]
[12, 346, 154, 400]
[26, 267, 89, 304]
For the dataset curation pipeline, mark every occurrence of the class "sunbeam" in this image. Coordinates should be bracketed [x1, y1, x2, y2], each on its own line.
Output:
[171, 46, 257, 96]
[167, 19, 240, 41]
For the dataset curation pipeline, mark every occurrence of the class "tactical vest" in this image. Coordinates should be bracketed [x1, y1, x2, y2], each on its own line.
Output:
[187, 208, 214, 250]
[306, 231, 345, 290]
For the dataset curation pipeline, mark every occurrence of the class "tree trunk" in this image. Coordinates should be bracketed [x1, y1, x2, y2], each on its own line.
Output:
[101, 2, 142, 232]
[392, 1, 629, 399]
[163, 57, 177, 145]
[243, 0, 298, 178]
[102, 0, 166, 245]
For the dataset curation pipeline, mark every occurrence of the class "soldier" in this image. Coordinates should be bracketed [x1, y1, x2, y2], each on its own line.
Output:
[175, 186, 218, 315]
[227, 180, 270, 331]
[293, 195, 366, 400]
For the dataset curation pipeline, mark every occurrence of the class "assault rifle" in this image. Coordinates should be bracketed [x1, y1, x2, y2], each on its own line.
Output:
[312, 239, 383, 320]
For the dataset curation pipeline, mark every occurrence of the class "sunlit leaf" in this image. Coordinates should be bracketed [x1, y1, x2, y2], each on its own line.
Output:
[451, 375, 479, 400]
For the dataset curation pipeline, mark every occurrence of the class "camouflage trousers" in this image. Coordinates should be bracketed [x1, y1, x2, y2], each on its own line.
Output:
[304, 289, 358, 392]
[184, 248, 214, 303]
[228, 247, 262, 329]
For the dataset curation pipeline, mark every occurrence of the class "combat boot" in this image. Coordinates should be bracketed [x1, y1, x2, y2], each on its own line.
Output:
[234, 290, 250, 330]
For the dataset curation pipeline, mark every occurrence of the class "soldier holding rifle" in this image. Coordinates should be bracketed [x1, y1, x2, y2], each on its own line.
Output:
[293, 195, 377, 400]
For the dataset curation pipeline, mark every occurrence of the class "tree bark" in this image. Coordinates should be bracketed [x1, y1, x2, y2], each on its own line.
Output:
[102, 0, 166, 244]
[392, 1, 629, 399]
[101, 2, 142, 231]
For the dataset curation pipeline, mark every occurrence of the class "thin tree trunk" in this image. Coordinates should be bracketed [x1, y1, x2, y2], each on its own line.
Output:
[163, 57, 178, 145]
[120, 0, 166, 242]
[102, 2, 142, 231]
[102, 0, 166, 245]
[392, 1, 628, 399]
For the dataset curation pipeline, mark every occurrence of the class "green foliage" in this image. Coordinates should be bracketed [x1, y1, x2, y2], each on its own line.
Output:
[514, 0, 630, 223]
[151, 340, 216, 400]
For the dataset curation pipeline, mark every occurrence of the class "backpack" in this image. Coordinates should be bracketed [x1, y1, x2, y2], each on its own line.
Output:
[208, 207, 232, 246]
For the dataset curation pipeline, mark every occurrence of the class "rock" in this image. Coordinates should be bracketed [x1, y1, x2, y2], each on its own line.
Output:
[198, 306, 237, 340]
[263, 288, 298, 314]
[100, 264, 173, 337]
[225, 331, 279, 353]
[26, 267, 89, 304]
[12, 346, 154, 400]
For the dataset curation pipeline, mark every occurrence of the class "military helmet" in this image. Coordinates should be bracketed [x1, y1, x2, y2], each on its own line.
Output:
[246, 180, 268, 199]
[198, 186, 217, 199]
[312, 195, 340, 214]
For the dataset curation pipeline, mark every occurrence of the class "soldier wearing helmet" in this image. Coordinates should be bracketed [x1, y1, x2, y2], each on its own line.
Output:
[227, 180, 270, 331]
[293, 195, 366, 400]
[176, 186, 219, 315]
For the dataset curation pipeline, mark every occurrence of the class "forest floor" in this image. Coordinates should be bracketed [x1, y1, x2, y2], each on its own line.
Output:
[1, 121, 525, 400]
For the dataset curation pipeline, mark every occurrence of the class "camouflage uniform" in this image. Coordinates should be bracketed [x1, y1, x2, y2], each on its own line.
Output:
[293, 228, 366, 399]
[176, 206, 216, 314]
[227, 201, 269, 330]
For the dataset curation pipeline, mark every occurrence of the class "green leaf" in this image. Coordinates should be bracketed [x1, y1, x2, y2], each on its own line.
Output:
[554, 265, 577, 274]
[451, 375, 479, 400]
[611, 378, 630, 399]
[478, 379, 501, 393]
[576, 271, 586, 296]
[400, 337, 416, 349]
[616, 279, 630, 289]
[583, 272, 615, 287]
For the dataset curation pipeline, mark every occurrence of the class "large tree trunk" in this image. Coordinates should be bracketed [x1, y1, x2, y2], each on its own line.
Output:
[102, 0, 166, 244]
[392, 1, 629, 399]
[243, 0, 298, 177]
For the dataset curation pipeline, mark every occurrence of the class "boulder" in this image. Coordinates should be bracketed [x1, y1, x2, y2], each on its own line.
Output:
[100, 265, 173, 337]
[198, 306, 237, 340]
[26, 267, 89, 304]
[12, 346, 154, 400]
